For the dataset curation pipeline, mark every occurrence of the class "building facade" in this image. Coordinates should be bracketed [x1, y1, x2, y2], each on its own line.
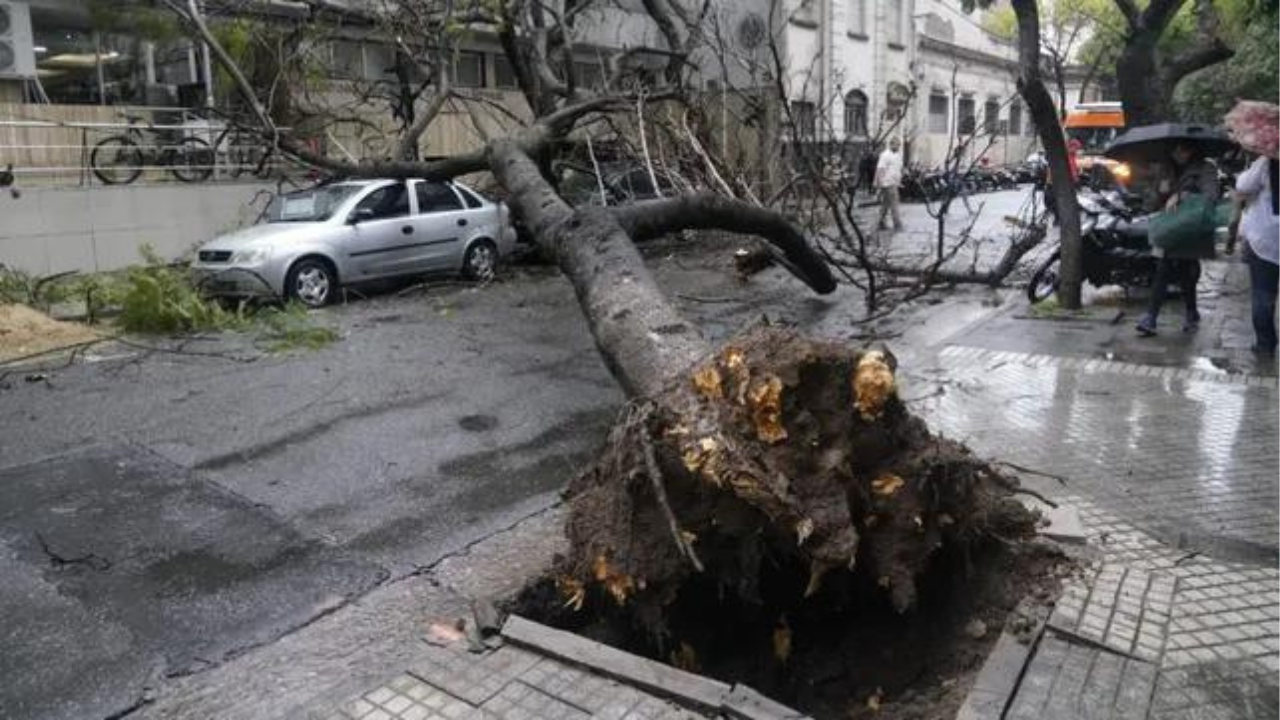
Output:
[768, 0, 1115, 169]
[0, 0, 1109, 184]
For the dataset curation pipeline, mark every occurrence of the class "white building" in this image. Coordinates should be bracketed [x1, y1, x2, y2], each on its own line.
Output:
[911, 0, 1038, 168]
[767, 0, 1064, 169]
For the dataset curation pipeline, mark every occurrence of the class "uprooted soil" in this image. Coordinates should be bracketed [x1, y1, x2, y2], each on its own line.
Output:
[0, 304, 100, 362]
[516, 539, 1069, 720]
[512, 325, 1074, 719]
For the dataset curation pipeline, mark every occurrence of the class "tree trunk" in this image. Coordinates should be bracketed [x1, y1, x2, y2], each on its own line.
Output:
[488, 140, 710, 398]
[1013, 0, 1083, 309]
[1116, 31, 1166, 126]
[485, 136, 1037, 640]
[1113, 0, 1234, 127]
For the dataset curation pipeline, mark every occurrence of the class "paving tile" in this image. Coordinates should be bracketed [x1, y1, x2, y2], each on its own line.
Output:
[408, 644, 542, 705]
[480, 681, 591, 720]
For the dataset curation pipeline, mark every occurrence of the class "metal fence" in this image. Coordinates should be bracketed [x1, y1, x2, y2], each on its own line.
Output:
[0, 104, 296, 188]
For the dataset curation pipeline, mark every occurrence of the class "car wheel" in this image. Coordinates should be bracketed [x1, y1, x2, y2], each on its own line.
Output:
[287, 258, 336, 307]
[462, 240, 498, 281]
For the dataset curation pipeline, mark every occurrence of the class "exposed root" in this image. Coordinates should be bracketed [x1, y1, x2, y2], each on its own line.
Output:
[560, 327, 1039, 638]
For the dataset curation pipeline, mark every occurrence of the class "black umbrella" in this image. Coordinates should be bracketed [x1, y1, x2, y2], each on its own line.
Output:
[1103, 123, 1238, 163]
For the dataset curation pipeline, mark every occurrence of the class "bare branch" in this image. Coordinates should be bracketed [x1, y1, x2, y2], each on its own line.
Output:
[612, 194, 837, 294]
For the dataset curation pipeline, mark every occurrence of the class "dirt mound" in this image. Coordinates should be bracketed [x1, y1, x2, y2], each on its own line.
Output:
[0, 304, 100, 362]
[518, 325, 1067, 719]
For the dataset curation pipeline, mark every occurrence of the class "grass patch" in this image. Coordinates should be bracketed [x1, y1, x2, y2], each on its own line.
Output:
[1028, 296, 1061, 317]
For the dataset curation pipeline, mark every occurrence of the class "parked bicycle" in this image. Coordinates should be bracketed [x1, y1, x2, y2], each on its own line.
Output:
[205, 108, 277, 179]
[90, 114, 215, 185]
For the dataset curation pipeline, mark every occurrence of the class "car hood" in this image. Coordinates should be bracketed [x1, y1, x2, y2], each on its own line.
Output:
[201, 222, 327, 251]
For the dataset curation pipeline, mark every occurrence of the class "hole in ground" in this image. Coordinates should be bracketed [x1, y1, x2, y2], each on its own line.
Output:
[512, 541, 1070, 720]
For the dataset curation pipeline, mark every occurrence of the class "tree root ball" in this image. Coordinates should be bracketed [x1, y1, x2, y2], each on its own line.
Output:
[560, 326, 1037, 637]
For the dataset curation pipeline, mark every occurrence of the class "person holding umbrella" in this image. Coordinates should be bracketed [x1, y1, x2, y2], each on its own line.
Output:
[1105, 124, 1233, 336]
[1225, 100, 1280, 355]
[1134, 140, 1221, 336]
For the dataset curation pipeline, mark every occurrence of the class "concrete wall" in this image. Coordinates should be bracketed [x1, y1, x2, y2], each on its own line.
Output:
[0, 182, 275, 276]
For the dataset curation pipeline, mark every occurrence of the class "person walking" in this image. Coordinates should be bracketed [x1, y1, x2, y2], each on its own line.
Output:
[875, 138, 904, 232]
[1136, 141, 1221, 336]
[1233, 155, 1279, 354]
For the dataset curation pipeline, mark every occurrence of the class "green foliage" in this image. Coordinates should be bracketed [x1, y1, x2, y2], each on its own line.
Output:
[0, 266, 35, 304]
[1175, 3, 1280, 122]
[255, 303, 339, 352]
[4, 250, 338, 352]
[117, 247, 243, 334]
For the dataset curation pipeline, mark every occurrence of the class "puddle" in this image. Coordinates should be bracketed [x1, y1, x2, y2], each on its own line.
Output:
[458, 414, 500, 432]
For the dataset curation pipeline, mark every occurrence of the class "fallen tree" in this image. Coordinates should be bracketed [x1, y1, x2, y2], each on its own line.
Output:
[171, 0, 1040, 650]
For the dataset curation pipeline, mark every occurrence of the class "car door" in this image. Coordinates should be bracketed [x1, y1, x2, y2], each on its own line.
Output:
[408, 180, 472, 271]
[342, 182, 416, 279]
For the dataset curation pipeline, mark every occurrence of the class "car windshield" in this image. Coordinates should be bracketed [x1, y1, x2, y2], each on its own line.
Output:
[1067, 126, 1122, 154]
[267, 184, 366, 222]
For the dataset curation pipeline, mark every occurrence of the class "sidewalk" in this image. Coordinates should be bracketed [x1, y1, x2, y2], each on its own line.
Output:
[140, 249, 1275, 720]
[320, 289, 1276, 720]
[918, 264, 1278, 719]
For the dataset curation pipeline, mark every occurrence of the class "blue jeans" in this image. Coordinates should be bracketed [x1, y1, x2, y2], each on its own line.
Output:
[1246, 246, 1279, 352]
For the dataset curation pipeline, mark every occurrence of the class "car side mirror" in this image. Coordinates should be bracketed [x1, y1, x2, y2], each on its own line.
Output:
[349, 207, 375, 225]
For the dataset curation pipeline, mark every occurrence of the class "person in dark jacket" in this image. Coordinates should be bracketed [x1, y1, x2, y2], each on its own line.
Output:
[1136, 142, 1222, 336]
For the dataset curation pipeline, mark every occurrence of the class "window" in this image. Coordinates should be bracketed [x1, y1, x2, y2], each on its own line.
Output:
[984, 98, 1000, 134]
[844, 90, 868, 138]
[573, 60, 605, 90]
[493, 54, 518, 89]
[957, 95, 976, 135]
[887, 0, 904, 45]
[1008, 102, 1022, 136]
[363, 43, 395, 81]
[332, 41, 365, 80]
[415, 182, 464, 213]
[455, 185, 485, 209]
[928, 92, 949, 134]
[450, 51, 486, 87]
[355, 183, 410, 220]
[848, 0, 866, 35]
[793, 0, 818, 25]
[791, 101, 816, 139]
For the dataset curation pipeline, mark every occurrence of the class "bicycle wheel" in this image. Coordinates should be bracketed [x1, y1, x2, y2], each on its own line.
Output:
[1027, 252, 1061, 304]
[169, 137, 215, 183]
[225, 131, 257, 178]
[91, 136, 143, 185]
[252, 147, 276, 179]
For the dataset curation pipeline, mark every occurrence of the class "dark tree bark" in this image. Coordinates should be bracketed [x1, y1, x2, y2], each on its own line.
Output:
[1012, 0, 1083, 309]
[1113, 0, 1234, 126]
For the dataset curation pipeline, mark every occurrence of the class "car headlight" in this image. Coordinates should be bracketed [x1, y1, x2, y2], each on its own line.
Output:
[231, 247, 272, 265]
[1112, 163, 1131, 181]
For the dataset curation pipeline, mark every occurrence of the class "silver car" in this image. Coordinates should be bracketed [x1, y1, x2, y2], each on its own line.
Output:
[191, 179, 516, 307]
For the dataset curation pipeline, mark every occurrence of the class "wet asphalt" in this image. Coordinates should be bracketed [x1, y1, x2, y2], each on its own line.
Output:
[0, 191, 1041, 720]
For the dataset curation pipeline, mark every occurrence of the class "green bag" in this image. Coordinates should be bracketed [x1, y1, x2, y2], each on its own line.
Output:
[1148, 194, 1217, 259]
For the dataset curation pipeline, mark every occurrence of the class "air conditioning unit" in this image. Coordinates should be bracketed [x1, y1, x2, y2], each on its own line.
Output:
[0, 1, 37, 80]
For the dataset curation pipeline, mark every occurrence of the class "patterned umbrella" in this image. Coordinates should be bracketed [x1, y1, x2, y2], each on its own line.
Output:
[1224, 100, 1279, 159]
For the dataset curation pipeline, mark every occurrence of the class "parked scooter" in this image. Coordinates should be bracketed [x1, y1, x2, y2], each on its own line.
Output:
[1027, 188, 1157, 304]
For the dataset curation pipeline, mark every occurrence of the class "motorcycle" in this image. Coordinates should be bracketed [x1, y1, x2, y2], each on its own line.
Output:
[1027, 189, 1159, 304]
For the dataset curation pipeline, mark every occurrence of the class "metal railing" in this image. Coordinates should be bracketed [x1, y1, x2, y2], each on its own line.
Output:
[0, 107, 300, 187]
